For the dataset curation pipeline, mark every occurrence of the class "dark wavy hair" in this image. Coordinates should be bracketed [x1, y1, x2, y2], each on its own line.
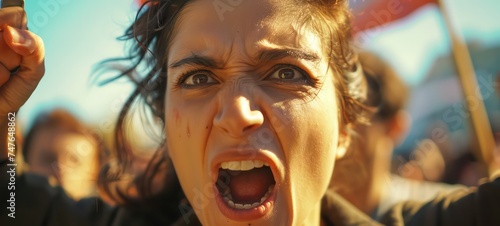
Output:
[97, 0, 368, 221]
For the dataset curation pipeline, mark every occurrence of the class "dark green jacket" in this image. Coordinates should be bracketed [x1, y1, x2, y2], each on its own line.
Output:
[1, 163, 499, 226]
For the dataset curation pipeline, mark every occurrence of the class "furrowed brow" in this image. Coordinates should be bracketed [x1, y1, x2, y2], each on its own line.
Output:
[169, 53, 221, 69]
[258, 49, 320, 63]
[169, 49, 320, 69]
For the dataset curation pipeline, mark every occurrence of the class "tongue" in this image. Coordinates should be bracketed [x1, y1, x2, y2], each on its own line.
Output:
[228, 167, 274, 204]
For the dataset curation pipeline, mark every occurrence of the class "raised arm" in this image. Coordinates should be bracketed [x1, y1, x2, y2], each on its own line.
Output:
[0, 6, 44, 159]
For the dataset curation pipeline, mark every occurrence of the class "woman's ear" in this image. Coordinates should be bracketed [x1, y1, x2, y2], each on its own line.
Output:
[336, 127, 351, 160]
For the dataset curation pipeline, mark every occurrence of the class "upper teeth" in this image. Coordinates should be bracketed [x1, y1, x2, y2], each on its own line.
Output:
[220, 160, 269, 171]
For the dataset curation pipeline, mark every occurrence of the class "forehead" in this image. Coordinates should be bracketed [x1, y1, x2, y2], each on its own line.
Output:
[168, 0, 324, 62]
[32, 129, 93, 152]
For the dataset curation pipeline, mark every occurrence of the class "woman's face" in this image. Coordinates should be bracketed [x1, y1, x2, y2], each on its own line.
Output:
[164, 0, 347, 225]
[27, 128, 99, 199]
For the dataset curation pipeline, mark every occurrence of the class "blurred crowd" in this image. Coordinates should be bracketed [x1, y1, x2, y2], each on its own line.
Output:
[18, 50, 498, 215]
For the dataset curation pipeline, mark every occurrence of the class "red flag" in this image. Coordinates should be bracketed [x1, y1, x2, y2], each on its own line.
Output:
[351, 0, 436, 35]
[134, 0, 148, 7]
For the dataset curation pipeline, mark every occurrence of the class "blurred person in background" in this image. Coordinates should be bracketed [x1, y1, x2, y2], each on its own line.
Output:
[332, 51, 464, 220]
[23, 108, 107, 200]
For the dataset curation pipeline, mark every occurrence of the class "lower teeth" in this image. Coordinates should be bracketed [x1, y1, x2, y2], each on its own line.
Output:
[222, 184, 275, 210]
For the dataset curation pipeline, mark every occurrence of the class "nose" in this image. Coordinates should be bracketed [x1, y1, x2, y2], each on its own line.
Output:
[214, 95, 264, 138]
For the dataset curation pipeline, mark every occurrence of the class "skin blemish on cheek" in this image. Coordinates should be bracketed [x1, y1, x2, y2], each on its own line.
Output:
[187, 123, 191, 138]
[174, 108, 180, 124]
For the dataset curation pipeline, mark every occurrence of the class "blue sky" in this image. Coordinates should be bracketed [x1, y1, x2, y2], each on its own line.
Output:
[18, 0, 500, 132]
[21, 0, 137, 129]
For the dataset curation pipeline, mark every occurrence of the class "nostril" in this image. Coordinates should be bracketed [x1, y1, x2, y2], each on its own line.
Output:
[213, 96, 264, 137]
[242, 124, 258, 133]
[242, 110, 264, 132]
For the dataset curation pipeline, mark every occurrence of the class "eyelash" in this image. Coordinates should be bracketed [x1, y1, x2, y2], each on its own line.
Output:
[176, 69, 218, 88]
[175, 64, 315, 88]
[265, 64, 311, 82]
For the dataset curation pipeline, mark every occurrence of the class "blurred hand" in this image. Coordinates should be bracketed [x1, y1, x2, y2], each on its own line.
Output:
[0, 6, 45, 117]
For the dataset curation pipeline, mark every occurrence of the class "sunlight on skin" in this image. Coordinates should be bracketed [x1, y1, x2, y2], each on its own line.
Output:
[163, 0, 348, 225]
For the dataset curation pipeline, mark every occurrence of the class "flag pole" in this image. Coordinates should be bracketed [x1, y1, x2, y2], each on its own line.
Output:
[435, 0, 496, 176]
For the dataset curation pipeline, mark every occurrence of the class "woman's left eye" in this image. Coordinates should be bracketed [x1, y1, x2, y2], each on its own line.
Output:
[267, 66, 306, 81]
[181, 71, 218, 86]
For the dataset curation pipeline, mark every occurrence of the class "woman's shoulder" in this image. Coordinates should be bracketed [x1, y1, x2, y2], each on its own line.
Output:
[0, 166, 198, 226]
[379, 177, 500, 226]
[0, 171, 118, 226]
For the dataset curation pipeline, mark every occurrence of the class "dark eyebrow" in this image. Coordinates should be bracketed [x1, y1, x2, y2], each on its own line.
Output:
[169, 53, 221, 69]
[258, 49, 320, 63]
[169, 48, 320, 69]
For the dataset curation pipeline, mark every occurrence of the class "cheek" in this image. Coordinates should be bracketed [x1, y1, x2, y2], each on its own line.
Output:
[166, 107, 185, 139]
[165, 105, 209, 153]
[277, 80, 339, 206]
[280, 83, 339, 165]
[286, 102, 338, 180]
[165, 107, 192, 166]
[164, 103, 214, 188]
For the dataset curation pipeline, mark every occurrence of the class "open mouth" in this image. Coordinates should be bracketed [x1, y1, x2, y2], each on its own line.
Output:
[216, 160, 276, 210]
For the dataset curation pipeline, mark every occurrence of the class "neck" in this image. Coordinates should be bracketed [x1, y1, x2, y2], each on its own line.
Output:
[301, 201, 322, 226]
[361, 136, 393, 214]
[335, 137, 393, 215]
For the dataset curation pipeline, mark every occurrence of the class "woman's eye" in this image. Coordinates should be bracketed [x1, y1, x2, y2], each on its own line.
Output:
[182, 71, 217, 86]
[267, 67, 306, 81]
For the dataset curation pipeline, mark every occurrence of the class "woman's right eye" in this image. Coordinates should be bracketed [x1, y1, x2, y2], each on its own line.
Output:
[180, 71, 218, 87]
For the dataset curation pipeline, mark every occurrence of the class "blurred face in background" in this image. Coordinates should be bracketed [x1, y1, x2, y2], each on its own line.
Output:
[27, 127, 99, 199]
[164, 0, 348, 225]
